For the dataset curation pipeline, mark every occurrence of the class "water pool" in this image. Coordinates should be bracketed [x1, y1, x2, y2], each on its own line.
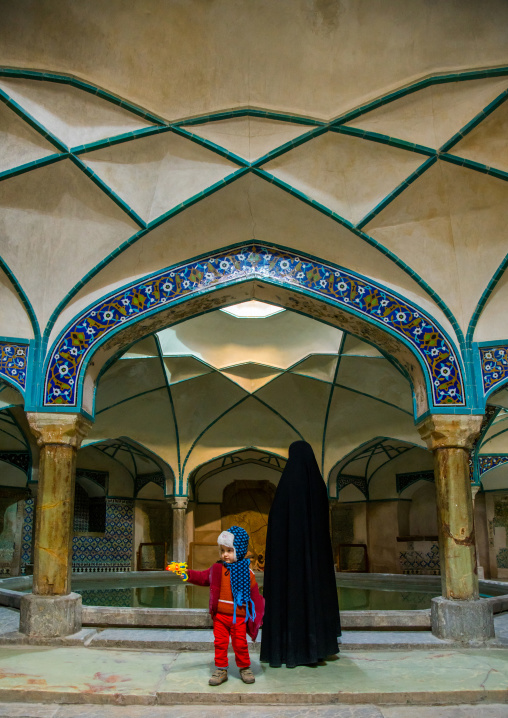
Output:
[72, 580, 438, 611]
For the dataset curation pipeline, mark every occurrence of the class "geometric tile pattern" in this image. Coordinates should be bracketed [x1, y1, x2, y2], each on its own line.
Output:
[20, 497, 34, 571]
[396, 469, 434, 494]
[21, 497, 134, 573]
[479, 345, 508, 398]
[0, 343, 28, 394]
[0, 450, 29, 474]
[399, 543, 440, 575]
[479, 454, 508, 477]
[76, 468, 108, 491]
[44, 244, 464, 408]
[71, 498, 133, 572]
[337, 475, 369, 498]
[134, 471, 165, 497]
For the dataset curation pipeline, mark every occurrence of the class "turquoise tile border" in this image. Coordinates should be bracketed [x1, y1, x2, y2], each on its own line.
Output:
[40, 244, 465, 418]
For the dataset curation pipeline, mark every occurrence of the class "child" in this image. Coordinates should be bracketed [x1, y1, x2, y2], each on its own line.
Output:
[177, 525, 264, 686]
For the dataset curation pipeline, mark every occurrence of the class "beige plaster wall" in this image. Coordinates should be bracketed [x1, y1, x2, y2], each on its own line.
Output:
[2, 0, 507, 121]
[408, 482, 438, 537]
[367, 501, 401, 574]
[134, 498, 171, 570]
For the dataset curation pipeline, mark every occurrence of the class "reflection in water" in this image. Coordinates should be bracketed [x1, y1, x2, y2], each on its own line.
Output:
[75, 582, 439, 610]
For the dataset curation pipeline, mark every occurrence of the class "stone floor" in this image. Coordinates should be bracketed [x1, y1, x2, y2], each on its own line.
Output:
[0, 607, 506, 708]
[0, 704, 506, 717]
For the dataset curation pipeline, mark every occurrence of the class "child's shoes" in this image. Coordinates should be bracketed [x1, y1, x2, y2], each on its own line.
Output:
[208, 668, 228, 686]
[239, 667, 255, 684]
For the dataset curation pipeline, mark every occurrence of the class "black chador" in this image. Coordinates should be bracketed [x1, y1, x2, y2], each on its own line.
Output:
[260, 441, 341, 667]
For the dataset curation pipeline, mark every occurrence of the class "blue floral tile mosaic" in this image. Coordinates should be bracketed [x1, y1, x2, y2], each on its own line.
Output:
[0, 343, 28, 394]
[44, 245, 465, 408]
[479, 455, 508, 477]
[479, 345, 508, 398]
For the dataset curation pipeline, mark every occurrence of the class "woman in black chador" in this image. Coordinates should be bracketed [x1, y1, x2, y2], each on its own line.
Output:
[260, 440, 341, 668]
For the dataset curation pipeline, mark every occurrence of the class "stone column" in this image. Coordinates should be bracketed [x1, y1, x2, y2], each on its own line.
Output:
[417, 415, 494, 642]
[471, 485, 485, 580]
[20, 413, 92, 638]
[169, 496, 188, 563]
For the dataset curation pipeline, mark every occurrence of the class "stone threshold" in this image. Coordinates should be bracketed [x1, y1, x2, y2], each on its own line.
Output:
[0, 689, 506, 706]
[0, 627, 506, 651]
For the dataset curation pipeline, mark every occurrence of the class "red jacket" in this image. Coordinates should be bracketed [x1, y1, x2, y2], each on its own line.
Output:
[187, 562, 265, 641]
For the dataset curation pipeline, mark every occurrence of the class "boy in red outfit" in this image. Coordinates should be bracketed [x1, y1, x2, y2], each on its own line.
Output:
[185, 525, 264, 686]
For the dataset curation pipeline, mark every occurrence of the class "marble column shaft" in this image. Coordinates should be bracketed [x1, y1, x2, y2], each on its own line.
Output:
[418, 415, 483, 601]
[169, 497, 188, 563]
[27, 413, 92, 596]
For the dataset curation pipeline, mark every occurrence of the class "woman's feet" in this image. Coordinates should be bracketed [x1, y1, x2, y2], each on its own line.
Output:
[208, 668, 228, 686]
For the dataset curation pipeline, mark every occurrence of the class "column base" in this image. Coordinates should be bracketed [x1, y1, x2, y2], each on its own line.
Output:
[20, 592, 82, 638]
[431, 596, 494, 643]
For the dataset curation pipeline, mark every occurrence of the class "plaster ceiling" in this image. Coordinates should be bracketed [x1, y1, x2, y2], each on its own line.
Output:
[84, 309, 420, 493]
[1, 1, 508, 496]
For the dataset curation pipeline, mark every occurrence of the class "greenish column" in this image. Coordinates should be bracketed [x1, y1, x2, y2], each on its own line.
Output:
[417, 415, 483, 601]
[27, 413, 92, 596]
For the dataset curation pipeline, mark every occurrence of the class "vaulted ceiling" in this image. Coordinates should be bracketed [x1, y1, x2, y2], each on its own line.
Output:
[1, 0, 508, 497]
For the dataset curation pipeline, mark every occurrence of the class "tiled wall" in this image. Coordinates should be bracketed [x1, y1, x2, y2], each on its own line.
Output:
[21, 497, 134, 574]
[398, 541, 440, 575]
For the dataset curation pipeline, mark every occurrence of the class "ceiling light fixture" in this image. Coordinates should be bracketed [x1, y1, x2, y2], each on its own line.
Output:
[220, 300, 286, 319]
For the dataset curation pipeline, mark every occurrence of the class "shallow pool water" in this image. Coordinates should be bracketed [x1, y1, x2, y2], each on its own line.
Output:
[72, 582, 438, 610]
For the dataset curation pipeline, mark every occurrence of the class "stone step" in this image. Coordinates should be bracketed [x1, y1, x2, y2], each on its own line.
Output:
[0, 644, 506, 707]
[85, 627, 452, 651]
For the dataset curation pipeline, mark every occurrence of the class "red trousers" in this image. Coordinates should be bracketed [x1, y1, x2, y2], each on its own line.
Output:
[213, 613, 250, 669]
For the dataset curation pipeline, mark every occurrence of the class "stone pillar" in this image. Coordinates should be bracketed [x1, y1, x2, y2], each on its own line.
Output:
[169, 496, 188, 563]
[471, 485, 485, 580]
[20, 413, 92, 638]
[417, 415, 494, 642]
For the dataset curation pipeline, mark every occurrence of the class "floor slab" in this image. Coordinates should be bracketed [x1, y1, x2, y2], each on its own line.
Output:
[0, 645, 506, 706]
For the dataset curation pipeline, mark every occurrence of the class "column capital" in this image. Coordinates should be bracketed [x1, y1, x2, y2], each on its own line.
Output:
[168, 496, 188, 510]
[417, 414, 483, 451]
[471, 484, 481, 501]
[26, 412, 92, 449]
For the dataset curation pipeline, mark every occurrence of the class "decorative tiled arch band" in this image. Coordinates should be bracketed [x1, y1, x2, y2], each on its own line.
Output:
[479, 345, 508, 399]
[479, 455, 508, 477]
[44, 245, 465, 408]
[0, 343, 28, 394]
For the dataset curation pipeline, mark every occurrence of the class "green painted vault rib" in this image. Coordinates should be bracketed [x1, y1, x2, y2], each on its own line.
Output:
[1, 66, 508, 392]
[3, 69, 508, 354]
[0, 258, 40, 341]
[42, 244, 465, 415]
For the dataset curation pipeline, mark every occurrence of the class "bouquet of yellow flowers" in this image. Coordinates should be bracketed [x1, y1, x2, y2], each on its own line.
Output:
[165, 561, 189, 581]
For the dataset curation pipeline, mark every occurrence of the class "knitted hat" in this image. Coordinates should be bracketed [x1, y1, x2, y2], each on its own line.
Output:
[217, 530, 236, 560]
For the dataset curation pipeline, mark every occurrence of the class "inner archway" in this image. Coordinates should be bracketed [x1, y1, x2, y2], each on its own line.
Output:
[42, 244, 466, 419]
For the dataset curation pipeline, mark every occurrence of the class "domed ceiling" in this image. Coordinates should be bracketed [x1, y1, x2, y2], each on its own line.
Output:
[1, 0, 508, 497]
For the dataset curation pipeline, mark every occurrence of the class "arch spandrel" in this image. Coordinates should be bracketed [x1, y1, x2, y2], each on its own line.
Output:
[41, 245, 466, 418]
[0, 342, 29, 397]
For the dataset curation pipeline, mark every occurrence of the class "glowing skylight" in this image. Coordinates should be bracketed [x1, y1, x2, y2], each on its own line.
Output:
[220, 300, 286, 319]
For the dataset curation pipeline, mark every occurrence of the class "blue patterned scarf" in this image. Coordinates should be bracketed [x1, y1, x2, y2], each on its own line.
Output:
[224, 525, 256, 624]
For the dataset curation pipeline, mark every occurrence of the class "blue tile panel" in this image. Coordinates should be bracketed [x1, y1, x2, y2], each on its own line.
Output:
[21, 497, 134, 573]
[479, 345, 508, 398]
[399, 543, 440, 575]
[479, 455, 508, 477]
[20, 498, 34, 571]
[0, 343, 28, 393]
[44, 245, 464, 409]
[72, 498, 134, 571]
